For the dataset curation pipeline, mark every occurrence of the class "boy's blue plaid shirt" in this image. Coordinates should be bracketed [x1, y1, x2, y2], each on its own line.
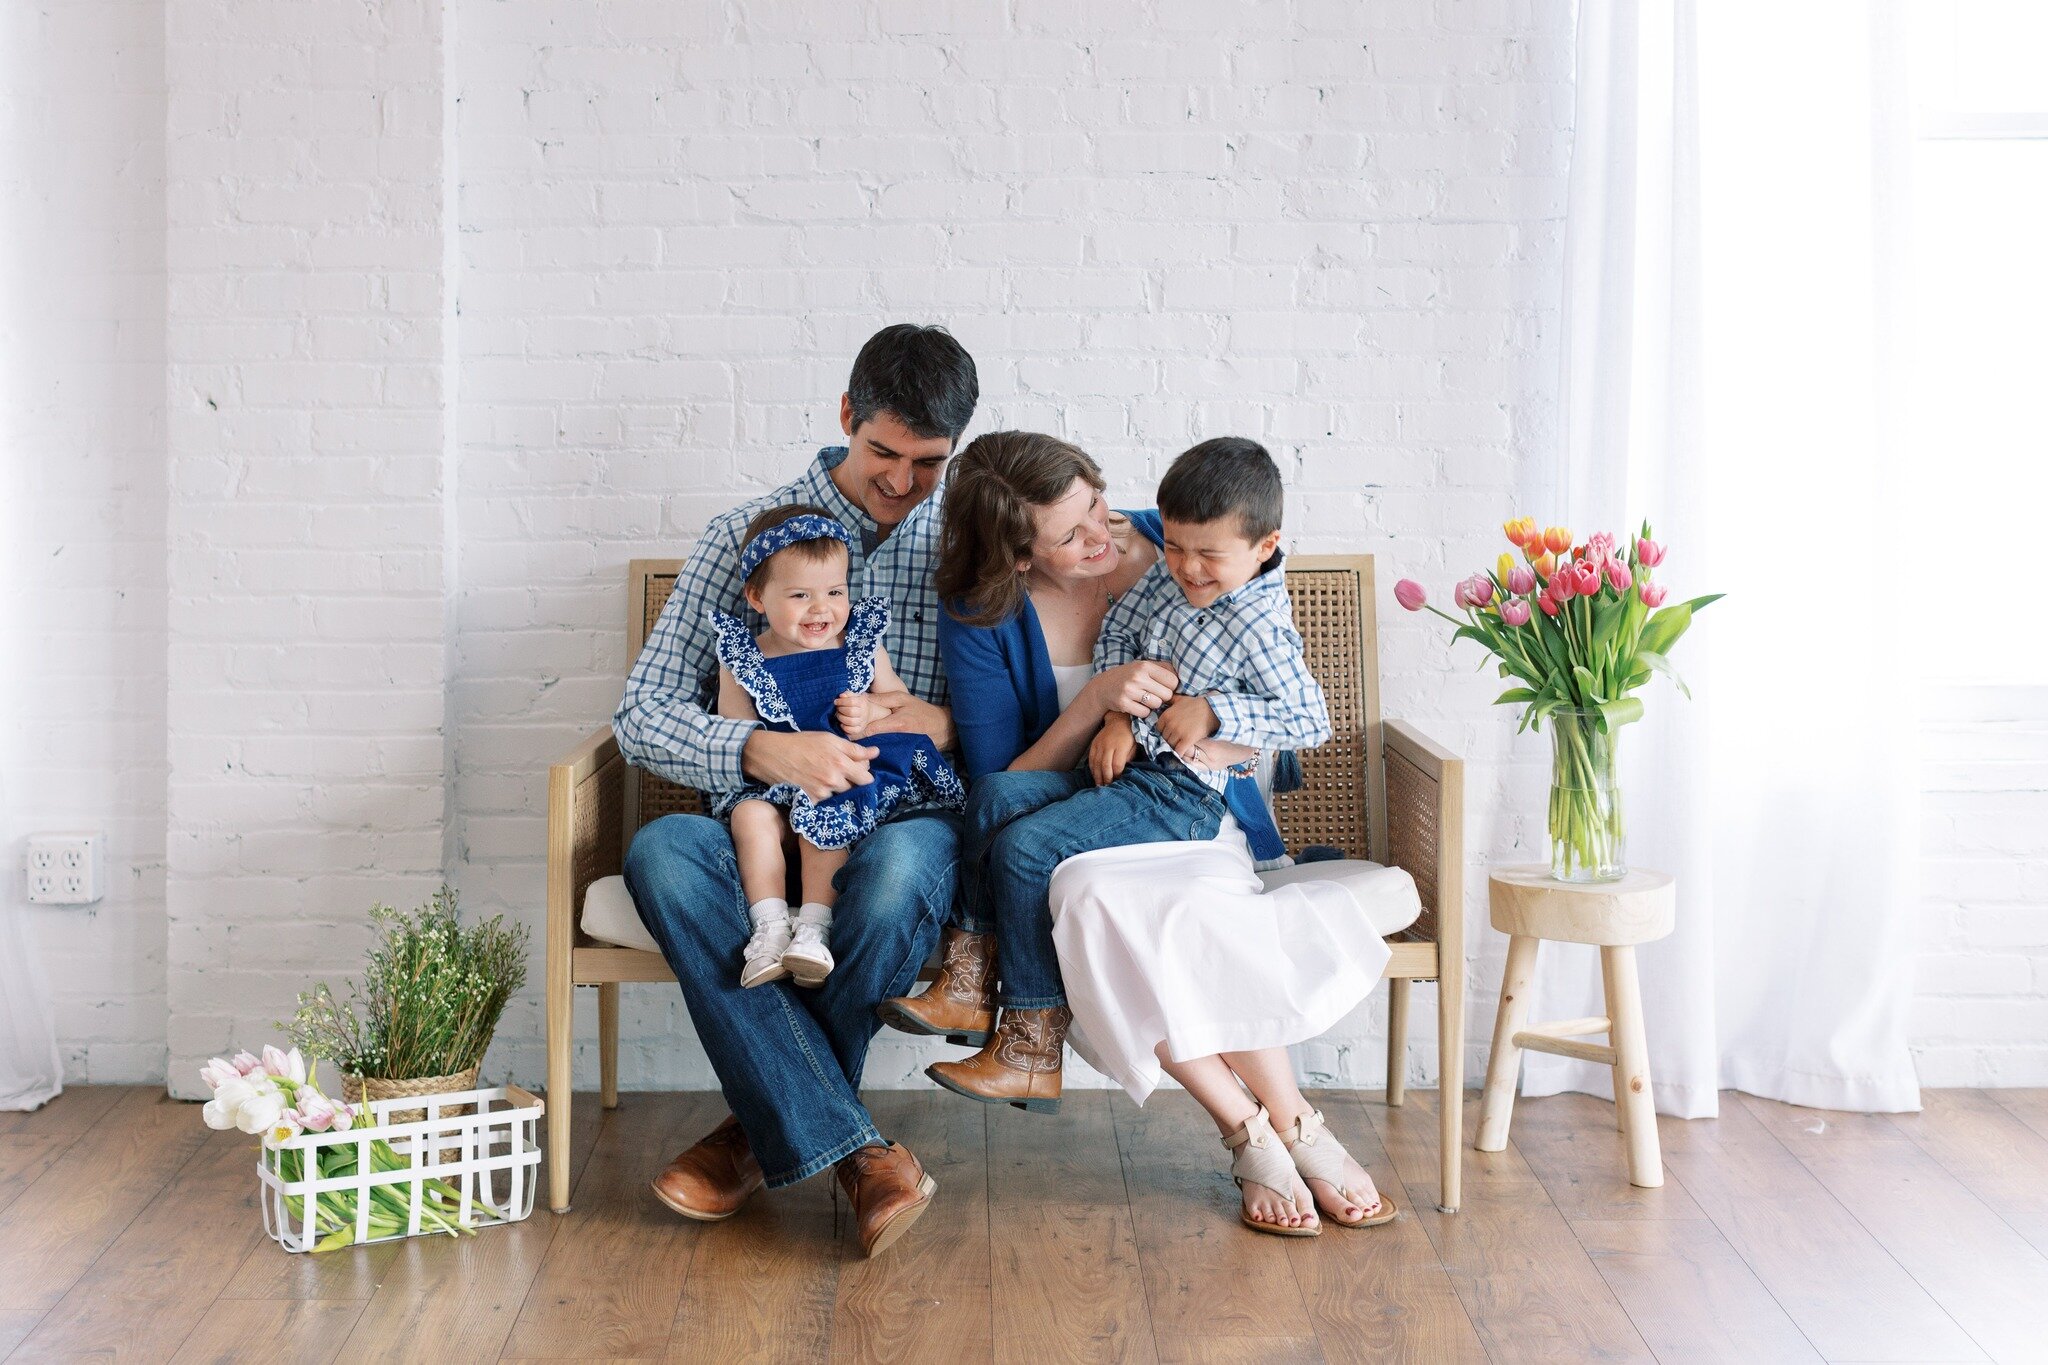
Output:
[613, 447, 946, 793]
[1094, 556, 1331, 790]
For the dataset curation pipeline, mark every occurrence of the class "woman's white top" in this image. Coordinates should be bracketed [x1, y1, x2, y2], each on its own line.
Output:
[1050, 663, 1092, 713]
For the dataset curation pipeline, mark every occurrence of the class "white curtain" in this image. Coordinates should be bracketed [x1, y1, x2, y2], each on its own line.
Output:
[1522, 0, 1921, 1115]
[0, 912, 63, 1111]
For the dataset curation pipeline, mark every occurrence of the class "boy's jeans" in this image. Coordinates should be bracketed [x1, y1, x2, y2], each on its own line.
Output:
[625, 808, 957, 1187]
[980, 760, 1225, 1009]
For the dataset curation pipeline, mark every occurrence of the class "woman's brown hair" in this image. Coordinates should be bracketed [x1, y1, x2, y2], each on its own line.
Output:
[936, 431, 1107, 628]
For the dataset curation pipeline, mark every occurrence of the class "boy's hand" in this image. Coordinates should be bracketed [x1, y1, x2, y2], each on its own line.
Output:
[1089, 715, 1138, 786]
[1156, 693, 1219, 760]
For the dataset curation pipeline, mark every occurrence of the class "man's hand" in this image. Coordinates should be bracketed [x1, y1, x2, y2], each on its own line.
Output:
[1155, 693, 1219, 760]
[1090, 660, 1180, 718]
[838, 690, 956, 750]
[1089, 714, 1138, 787]
[743, 729, 879, 802]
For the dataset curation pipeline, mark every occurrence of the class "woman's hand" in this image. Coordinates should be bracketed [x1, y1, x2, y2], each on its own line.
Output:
[1089, 715, 1139, 786]
[1090, 660, 1181, 719]
[1177, 736, 1260, 770]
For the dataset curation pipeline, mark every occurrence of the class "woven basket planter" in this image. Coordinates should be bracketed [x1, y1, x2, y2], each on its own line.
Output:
[342, 1066, 481, 1129]
[258, 1083, 544, 1254]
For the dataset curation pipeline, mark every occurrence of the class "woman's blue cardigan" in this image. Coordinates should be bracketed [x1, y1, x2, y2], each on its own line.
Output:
[939, 510, 1166, 781]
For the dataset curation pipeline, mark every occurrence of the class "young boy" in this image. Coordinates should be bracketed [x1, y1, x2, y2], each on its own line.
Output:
[1087, 436, 1331, 857]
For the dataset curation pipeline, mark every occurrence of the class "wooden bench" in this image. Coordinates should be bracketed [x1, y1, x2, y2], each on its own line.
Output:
[546, 554, 1469, 1213]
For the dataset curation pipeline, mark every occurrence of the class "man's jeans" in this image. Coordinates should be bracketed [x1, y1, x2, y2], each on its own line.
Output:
[981, 761, 1225, 1009]
[625, 808, 957, 1187]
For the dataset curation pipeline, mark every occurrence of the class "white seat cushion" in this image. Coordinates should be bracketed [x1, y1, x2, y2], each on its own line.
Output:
[581, 874, 662, 955]
[1258, 859, 1423, 937]
[583, 860, 1423, 955]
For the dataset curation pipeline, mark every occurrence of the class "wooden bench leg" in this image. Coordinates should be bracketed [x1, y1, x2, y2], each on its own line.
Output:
[1475, 933, 1538, 1153]
[1386, 976, 1410, 1106]
[599, 982, 620, 1110]
[1602, 944, 1662, 1187]
[547, 936, 574, 1213]
[1438, 968, 1465, 1213]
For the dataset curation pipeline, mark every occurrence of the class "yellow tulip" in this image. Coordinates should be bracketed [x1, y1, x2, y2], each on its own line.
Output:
[1496, 552, 1514, 583]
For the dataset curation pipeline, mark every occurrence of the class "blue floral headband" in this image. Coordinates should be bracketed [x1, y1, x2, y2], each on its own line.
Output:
[740, 513, 852, 580]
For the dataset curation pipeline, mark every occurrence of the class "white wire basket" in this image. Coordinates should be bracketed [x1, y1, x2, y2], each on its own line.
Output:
[257, 1083, 545, 1254]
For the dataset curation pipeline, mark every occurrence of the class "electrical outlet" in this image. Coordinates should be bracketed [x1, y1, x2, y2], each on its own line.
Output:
[25, 833, 102, 905]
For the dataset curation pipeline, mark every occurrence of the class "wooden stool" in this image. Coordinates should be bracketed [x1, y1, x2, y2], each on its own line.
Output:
[1475, 866, 1675, 1187]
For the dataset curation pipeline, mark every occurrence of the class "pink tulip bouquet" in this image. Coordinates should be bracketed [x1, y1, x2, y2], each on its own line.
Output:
[200, 1045, 490, 1251]
[1396, 519, 1720, 880]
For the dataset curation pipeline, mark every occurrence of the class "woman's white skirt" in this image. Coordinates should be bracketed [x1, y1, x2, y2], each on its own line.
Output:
[1048, 819, 1398, 1104]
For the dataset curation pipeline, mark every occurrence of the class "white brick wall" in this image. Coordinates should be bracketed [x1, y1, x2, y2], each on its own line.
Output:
[2, 0, 169, 1084]
[6, 0, 2043, 1095]
[449, 0, 1579, 1090]
[1914, 685, 2048, 1086]
[162, 0, 456, 1096]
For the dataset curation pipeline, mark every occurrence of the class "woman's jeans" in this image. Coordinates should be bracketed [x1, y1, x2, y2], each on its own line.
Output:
[625, 808, 957, 1187]
[968, 761, 1225, 1010]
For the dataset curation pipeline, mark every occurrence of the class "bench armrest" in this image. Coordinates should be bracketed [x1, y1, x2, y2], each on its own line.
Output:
[1381, 719, 1465, 967]
[548, 725, 625, 960]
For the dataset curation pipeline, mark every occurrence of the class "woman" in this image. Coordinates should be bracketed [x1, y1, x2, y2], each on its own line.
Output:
[881, 430, 1399, 1236]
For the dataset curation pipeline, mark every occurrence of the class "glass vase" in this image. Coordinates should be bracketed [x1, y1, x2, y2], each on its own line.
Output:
[1547, 707, 1626, 882]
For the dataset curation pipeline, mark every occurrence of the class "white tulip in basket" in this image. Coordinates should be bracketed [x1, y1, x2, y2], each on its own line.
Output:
[258, 1082, 544, 1254]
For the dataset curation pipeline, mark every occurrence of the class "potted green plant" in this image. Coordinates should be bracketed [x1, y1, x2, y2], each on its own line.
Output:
[283, 888, 529, 1124]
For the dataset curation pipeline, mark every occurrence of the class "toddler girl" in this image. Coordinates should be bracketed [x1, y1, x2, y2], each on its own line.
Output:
[709, 504, 965, 987]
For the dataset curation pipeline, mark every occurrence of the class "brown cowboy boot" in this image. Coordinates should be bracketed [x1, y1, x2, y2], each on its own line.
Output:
[650, 1113, 763, 1222]
[924, 1005, 1070, 1114]
[875, 927, 995, 1046]
[836, 1141, 936, 1257]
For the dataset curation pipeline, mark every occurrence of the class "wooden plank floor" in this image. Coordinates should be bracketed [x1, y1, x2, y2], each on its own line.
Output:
[4, 1087, 2047, 1362]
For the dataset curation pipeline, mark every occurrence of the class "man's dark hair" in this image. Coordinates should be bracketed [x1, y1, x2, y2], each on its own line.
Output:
[1157, 437, 1284, 542]
[846, 324, 979, 443]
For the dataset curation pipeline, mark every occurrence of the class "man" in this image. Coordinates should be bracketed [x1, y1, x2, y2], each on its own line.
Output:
[615, 324, 977, 1257]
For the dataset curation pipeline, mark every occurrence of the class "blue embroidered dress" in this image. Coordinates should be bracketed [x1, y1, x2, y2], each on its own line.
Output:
[708, 597, 966, 849]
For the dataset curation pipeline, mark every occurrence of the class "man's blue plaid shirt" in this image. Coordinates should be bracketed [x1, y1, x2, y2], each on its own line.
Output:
[613, 447, 947, 793]
[1095, 555, 1331, 791]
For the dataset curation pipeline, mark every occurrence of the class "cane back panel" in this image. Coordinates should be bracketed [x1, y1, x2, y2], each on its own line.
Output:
[633, 569, 706, 835]
[625, 559, 1384, 862]
[1270, 560, 1382, 862]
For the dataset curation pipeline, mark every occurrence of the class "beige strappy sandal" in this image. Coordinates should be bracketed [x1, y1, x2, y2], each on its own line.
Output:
[1223, 1106, 1321, 1238]
[1281, 1108, 1398, 1228]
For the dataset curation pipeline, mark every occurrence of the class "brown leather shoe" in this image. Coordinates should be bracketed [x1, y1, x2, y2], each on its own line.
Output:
[924, 1005, 1070, 1114]
[836, 1141, 936, 1257]
[650, 1114, 763, 1222]
[876, 928, 995, 1046]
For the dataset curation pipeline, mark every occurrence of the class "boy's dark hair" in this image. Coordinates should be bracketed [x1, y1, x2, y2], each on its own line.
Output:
[1157, 437, 1284, 542]
[740, 503, 847, 590]
[846, 324, 979, 443]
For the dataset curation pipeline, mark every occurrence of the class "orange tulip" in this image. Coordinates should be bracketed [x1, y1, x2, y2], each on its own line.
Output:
[1503, 516, 1537, 548]
[1531, 551, 1556, 577]
[1543, 526, 1572, 554]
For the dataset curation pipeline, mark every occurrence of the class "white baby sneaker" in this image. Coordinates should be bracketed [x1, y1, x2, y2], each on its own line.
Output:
[741, 899, 793, 988]
[781, 903, 835, 987]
